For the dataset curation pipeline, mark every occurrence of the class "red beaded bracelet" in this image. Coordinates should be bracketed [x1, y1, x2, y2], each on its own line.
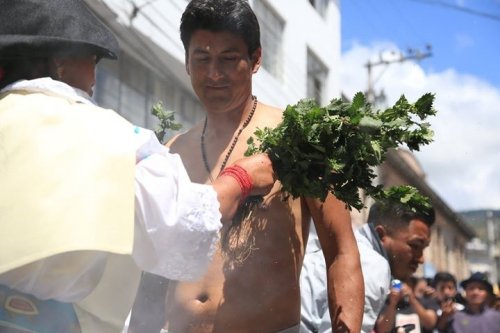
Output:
[218, 165, 253, 202]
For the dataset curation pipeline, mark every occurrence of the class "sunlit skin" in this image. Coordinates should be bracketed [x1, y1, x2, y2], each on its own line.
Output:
[164, 30, 363, 333]
[53, 55, 97, 96]
[377, 219, 431, 281]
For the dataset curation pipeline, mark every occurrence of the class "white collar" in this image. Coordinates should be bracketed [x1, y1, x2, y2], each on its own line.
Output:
[1, 78, 95, 105]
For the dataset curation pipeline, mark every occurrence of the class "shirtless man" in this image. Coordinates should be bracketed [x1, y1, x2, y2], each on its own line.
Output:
[163, 1, 364, 332]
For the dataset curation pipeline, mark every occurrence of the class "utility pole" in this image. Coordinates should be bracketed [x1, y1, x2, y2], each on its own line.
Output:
[365, 45, 433, 104]
[360, 45, 433, 230]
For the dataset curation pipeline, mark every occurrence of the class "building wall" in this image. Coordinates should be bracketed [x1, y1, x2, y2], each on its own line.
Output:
[251, 0, 341, 106]
[87, 0, 341, 136]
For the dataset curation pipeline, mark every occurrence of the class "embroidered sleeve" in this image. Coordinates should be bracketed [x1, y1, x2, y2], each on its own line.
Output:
[132, 127, 222, 281]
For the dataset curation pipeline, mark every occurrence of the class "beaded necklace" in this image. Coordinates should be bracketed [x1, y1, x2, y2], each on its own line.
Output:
[201, 95, 257, 182]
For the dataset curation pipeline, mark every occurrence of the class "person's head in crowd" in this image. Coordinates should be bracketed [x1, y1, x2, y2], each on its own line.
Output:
[460, 272, 494, 311]
[0, 0, 119, 95]
[413, 276, 430, 299]
[433, 272, 459, 303]
[368, 200, 435, 281]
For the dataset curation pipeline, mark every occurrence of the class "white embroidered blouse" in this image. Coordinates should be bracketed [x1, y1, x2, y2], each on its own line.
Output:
[0, 78, 221, 302]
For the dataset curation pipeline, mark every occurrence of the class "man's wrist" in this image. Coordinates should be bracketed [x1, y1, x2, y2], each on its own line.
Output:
[218, 165, 253, 203]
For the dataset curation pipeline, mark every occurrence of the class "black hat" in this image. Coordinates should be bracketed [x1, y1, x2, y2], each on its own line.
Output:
[0, 0, 119, 60]
[460, 272, 494, 295]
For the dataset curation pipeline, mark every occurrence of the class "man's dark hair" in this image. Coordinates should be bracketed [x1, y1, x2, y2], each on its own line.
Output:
[433, 271, 457, 288]
[367, 200, 435, 234]
[180, 0, 261, 57]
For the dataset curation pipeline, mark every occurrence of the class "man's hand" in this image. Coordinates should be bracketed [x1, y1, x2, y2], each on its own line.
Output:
[441, 299, 456, 317]
[387, 288, 402, 307]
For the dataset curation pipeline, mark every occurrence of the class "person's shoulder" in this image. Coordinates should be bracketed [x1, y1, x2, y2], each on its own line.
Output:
[485, 306, 500, 317]
[255, 102, 284, 126]
[167, 121, 204, 149]
[359, 243, 389, 277]
[356, 230, 390, 287]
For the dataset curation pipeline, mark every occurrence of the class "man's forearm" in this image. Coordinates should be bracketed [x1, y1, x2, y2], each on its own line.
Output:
[409, 296, 437, 329]
[375, 301, 398, 333]
[327, 253, 364, 332]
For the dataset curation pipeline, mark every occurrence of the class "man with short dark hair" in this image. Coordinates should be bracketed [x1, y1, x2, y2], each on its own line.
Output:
[161, 0, 364, 332]
[301, 199, 435, 333]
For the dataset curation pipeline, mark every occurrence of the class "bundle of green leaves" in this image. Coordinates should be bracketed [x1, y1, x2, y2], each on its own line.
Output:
[245, 92, 436, 211]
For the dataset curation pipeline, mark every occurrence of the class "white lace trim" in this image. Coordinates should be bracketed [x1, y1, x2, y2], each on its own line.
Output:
[156, 184, 221, 281]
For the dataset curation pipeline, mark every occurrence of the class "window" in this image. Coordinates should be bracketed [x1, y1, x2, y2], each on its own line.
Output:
[253, 0, 284, 80]
[307, 49, 328, 104]
[94, 53, 203, 141]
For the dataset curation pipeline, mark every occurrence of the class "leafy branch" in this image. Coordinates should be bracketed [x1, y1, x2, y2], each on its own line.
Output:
[246, 92, 436, 211]
[152, 101, 182, 143]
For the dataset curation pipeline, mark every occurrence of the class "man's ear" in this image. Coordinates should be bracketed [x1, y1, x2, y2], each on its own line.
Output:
[185, 53, 190, 75]
[374, 224, 389, 241]
[50, 57, 67, 81]
[251, 47, 262, 73]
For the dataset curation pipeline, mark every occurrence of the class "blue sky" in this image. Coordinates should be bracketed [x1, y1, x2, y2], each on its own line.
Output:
[339, 0, 500, 212]
[341, 0, 500, 87]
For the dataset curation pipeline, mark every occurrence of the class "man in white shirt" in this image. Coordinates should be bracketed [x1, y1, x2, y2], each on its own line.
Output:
[300, 199, 435, 333]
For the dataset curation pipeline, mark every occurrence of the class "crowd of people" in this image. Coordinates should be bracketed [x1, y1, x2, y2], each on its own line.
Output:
[1, 0, 499, 333]
[374, 271, 500, 333]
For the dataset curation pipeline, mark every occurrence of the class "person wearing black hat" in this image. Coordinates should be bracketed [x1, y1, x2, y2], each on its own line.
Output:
[437, 272, 500, 333]
[0, 0, 276, 332]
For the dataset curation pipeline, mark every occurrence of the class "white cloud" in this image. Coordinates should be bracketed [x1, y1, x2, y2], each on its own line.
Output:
[340, 41, 500, 211]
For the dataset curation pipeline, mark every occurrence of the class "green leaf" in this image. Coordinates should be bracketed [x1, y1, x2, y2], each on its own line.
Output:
[151, 101, 182, 143]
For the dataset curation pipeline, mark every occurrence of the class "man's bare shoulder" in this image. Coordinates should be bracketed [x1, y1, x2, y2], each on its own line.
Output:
[166, 121, 203, 152]
[255, 102, 284, 127]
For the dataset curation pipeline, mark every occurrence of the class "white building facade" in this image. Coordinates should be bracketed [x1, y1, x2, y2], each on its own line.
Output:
[85, 0, 341, 136]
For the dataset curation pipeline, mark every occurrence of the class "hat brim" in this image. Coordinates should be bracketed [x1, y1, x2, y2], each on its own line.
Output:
[0, 35, 117, 60]
[460, 278, 494, 294]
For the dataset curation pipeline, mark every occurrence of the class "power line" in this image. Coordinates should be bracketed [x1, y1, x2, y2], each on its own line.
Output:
[365, 46, 432, 104]
[408, 0, 500, 22]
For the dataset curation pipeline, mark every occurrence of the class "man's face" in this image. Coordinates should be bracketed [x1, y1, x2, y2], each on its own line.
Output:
[414, 279, 428, 298]
[185, 29, 261, 113]
[436, 280, 457, 302]
[379, 219, 431, 281]
[464, 281, 490, 307]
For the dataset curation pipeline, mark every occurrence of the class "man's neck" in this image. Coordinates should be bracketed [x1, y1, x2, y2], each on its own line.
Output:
[204, 95, 256, 135]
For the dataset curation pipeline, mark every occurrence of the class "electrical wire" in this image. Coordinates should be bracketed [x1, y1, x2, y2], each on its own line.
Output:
[408, 0, 500, 22]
